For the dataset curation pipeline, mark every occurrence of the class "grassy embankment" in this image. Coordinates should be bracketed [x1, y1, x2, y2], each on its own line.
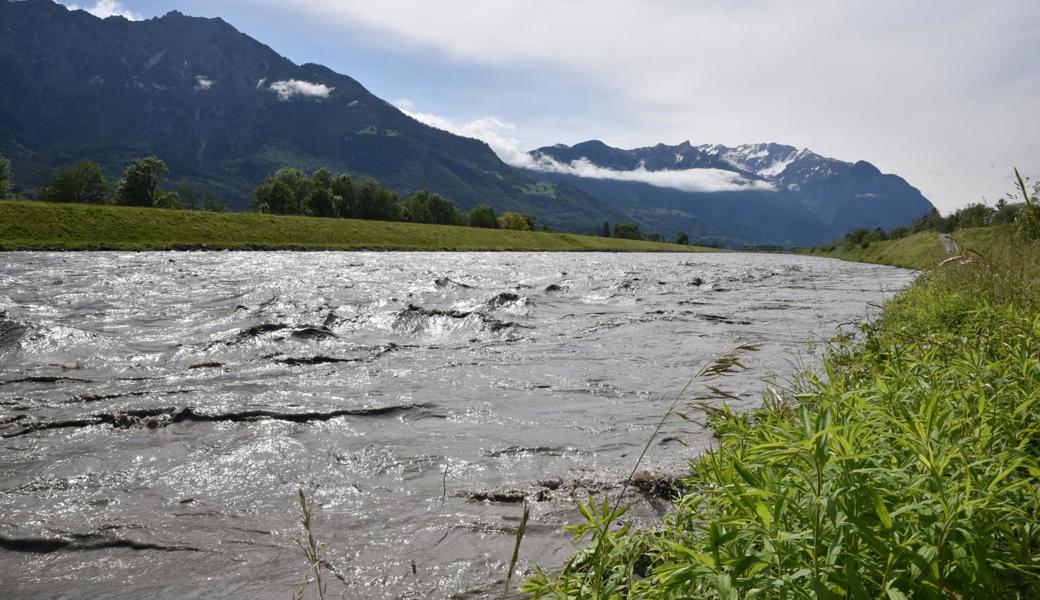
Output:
[0, 200, 705, 252]
[524, 224, 1040, 597]
[806, 225, 1016, 270]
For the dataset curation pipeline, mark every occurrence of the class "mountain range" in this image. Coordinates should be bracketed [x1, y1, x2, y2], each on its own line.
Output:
[523, 140, 935, 244]
[0, 0, 935, 245]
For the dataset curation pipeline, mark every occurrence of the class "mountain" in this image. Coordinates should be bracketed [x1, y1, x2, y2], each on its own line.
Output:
[0, 0, 614, 230]
[525, 141, 936, 246]
[0, 0, 934, 245]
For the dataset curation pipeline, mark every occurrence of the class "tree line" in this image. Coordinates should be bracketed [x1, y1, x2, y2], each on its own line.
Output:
[821, 172, 1039, 251]
[251, 166, 542, 230]
[0, 154, 225, 211]
[596, 220, 691, 245]
[0, 154, 548, 231]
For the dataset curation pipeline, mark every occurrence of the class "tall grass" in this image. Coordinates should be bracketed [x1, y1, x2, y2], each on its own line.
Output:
[293, 489, 328, 600]
[524, 231, 1040, 598]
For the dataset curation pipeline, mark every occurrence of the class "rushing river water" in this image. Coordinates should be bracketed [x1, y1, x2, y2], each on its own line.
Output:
[0, 251, 913, 599]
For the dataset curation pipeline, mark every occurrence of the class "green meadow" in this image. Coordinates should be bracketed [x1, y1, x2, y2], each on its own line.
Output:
[0, 200, 706, 252]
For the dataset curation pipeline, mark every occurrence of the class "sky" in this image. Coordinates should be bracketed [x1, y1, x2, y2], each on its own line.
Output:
[60, 0, 1040, 213]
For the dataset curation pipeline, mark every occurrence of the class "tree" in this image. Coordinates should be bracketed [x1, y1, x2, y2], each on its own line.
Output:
[117, 156, 168, 207]
[498, 212, 531, 230]
[330, 173, 356, 218]
[400, 190, 434, 223]
[867, 227, 888, 243]
[43, 160, 108, 204]
[153, 189, 182, 209]
[675, 232, 689, 245]
[601, 221, 611, 237]
[200, 191, 225, 212]
[308, 186, 338, 218]
[613, 222, 641, 240]
[401, 190, 462, 225]
[177, 184, 201, 210]
[420, 191, 463, 224]
[467, 204, 498, 228]
[846, 228, 870, 245]
[354, 179, 400, 221]
[0, 155, 12, 198]
[306, 168, 339, 218]
[253, 167, 312, 215]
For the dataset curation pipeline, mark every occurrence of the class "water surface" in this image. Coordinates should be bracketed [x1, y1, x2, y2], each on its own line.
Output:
[0, 251, 913, 598]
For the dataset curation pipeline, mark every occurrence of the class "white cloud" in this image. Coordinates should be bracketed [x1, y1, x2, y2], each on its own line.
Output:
[529, 157, 775, 193]
[268, 79, 334, 101]
[394, 99, 772, 193]
[194, 76, 214, 91]
[262, 0, 1040, 212]
[67, 0, 141, 20]
[395, 99, 537, 168]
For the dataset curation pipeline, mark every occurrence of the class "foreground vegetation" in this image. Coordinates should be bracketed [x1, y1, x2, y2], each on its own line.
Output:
[0, 200, 705, 252]
[526, 184, 1040, 597]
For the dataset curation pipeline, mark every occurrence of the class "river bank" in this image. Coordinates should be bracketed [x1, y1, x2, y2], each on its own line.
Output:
[805, 224, 1014, 270]
[0, 200, 703, 252]
[526, 230, 1040, 597]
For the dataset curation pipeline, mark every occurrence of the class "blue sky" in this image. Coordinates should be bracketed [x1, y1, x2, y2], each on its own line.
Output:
[61, 0, 1040, 212]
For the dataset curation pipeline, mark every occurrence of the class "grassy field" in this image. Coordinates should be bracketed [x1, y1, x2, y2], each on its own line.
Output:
[806, 225, 1013, 270]
[526, 229, 1040, 598]
[0, 200, 707, 252]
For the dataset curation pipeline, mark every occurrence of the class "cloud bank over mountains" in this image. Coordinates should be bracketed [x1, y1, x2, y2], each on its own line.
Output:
[394, 99, 772, 193]
[67, 0, 140, 20]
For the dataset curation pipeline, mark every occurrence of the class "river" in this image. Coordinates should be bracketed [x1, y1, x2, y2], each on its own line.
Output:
[0, 251, 913, 599]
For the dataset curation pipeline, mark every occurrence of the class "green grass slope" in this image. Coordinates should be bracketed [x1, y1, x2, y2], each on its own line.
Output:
[0, 200, 707, 252]
[807, 225, 1014, 269]
[526, 229, 1040, 597]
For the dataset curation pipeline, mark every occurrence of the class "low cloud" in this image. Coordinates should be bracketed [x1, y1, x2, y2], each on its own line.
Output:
[67, 0, 141, 20]
[528, 156, 775, 193]
[394, 99, 772, 193]
[194, 76, 214, 91]
[394, 99, 536, 168]
[268, 79, 334, 101]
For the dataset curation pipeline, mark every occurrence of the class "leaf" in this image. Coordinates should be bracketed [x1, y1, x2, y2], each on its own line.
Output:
[755, 501, 772, 529]
[874, 494, 893, 530]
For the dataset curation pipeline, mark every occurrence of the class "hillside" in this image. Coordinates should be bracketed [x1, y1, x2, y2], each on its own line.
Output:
[0, 0, 615, 232]
[0, 200, 705, 252]
[807, 225, 1013, 270]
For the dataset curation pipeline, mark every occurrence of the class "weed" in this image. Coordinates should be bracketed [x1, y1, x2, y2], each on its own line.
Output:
[293, 488, 327, 600]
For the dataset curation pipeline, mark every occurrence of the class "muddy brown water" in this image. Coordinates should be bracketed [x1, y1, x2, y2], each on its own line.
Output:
[0, 251, 913, 598]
